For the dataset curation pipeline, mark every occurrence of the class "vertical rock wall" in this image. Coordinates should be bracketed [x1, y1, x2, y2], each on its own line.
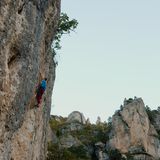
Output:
[0, 0, 60, 159]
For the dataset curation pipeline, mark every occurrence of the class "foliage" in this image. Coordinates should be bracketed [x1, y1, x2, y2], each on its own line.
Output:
[107, 117, 112, 132]
[48, 117, 113, 159]
[47, 143, 62, 160]
[48, 118, 112, 159]
[68, 145, 90, 159]
[107, 149, 134, 160]
[49, 117, 66, 136]
[49, 116, 112, 143]
[62, 149, 77, 160]
[47, 143, 89, 160]
[53, 12, 78, 50]
[155, 129, 160, 140]
[108, 117, 112, 124]
[71, 122, 111, 145]
[126, 98, 133, 105]
[108, 149, 124, 160]
[125, 153, 134, 160]
[145, 105, 156, 124]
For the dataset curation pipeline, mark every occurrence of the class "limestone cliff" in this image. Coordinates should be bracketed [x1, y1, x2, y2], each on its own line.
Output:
[110, 98, 160, 159]
[0, 0, 60, 159]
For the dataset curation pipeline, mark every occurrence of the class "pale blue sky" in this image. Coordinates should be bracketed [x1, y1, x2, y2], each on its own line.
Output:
[51, 0, 160, 123]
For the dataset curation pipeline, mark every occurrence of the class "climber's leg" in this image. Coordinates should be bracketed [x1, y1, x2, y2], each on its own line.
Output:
[36, 87, 45, 107]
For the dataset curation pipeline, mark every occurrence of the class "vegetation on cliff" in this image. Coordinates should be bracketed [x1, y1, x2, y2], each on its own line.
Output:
[47, 117, 111, 160]
[47, 143, 90, 160]
[53, 13, 78, 51]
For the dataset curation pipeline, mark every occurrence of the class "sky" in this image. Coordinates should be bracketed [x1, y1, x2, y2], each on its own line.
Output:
[51, 0, 160, 123]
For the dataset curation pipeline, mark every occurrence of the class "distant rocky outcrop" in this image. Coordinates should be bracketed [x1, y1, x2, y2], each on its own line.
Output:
[0, 0, 60, 159]
[47, 112, 110, 160]
[95, 142, 109, 160]
[110, 98, 160, 160]
[67, 111, 86, 124]
[48, 98, 160, 160]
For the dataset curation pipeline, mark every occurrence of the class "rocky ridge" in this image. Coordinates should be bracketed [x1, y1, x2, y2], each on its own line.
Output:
[48, 98, 160, 160]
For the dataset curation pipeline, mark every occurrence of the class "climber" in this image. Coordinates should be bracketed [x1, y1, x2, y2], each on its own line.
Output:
[36, 78, 47, 107]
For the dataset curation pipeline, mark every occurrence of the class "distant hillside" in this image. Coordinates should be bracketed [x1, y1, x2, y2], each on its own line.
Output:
[47, 98, 160, 160]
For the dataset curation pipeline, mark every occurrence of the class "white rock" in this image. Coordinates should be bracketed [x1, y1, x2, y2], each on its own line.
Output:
[67, 111, 86, 124]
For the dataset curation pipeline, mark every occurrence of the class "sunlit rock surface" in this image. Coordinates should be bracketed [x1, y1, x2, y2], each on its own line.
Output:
[110, 98, 160, 160]
[0, 0, 60, 159]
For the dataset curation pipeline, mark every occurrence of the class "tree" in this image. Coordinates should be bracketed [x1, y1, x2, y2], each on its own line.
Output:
[145, 105, 155, 123]
[53, 13, 78, 51]
[108, 149, 123, 160]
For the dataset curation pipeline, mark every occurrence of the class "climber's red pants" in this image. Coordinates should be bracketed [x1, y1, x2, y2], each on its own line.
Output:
[36, 87, 45, 106]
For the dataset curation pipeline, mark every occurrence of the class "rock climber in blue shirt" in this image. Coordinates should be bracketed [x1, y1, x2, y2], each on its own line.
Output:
[36, 78, 47, 107]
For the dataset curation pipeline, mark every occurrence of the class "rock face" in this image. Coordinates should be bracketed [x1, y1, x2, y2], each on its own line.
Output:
[0, 0, 60, 159]
[67, 111, 86, 124]
[110, 98, 160, 159]
[95, 142, 109, 160]
[60, 134, 82, 148]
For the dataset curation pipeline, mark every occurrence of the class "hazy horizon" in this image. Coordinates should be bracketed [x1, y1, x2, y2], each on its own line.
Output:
[51, 0, 160, 123]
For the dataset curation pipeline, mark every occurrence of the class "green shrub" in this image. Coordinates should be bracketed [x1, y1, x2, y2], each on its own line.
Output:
[155, 130, 160, 140]
[47, 143, 89, 160]
[68, 145, 89, 159]
[49, 118, 66, 137]
[125, 153, 134, 160]
[48, 119, 113, 159]
[53, 13, 78, 50]
[126, 98, 133, 104]
[108, 149, 123, 160]
[145, 105, 156, 124]
[47, 143, 62, 160]
[71, 122, 111, 145]
[63, 149, 77, 160]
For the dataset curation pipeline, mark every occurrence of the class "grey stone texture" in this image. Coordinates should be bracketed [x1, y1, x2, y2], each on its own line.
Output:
[0, 0, 60, 159]
[110, 98, 160, 160]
